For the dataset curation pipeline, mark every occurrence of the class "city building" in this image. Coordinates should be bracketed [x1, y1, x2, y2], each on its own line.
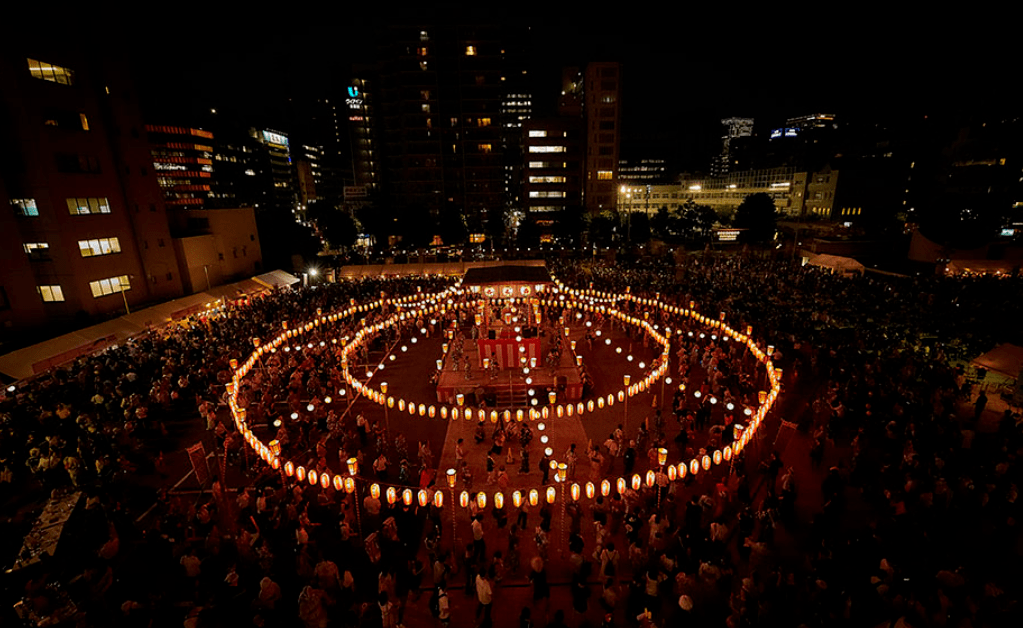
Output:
[251, 128, 297, 215]
[344, 78, 379, 201]
[619, 159, 668, 185]
[522, 118, 584, 215]
[169, 208, 263, 294]
[583, 62, 622, 213]
[1, 51, 185, 343]
[712, 117, 754, 176]
[145, 125, 214, 208]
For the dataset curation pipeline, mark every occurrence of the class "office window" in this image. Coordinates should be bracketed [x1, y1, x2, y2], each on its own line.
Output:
[420, 90, 430, 100]
[11, 199, 39, 216]
[23, 242, 50, 260]
[27, 58, 74, 85]
[528, 130, 547, 137]
[37, 285, 65, 302]
[78, 237, 121, 257]
[529, 191, 565, 198]
[478, 144, 492, 153]
[597, 171, 613, 180]
[56, 153, 101, 173]
[465, 45, 477, 56]
[89, 275, 131, 298]
[528, 176, 567, 183]
[528, 146, 566, 153]
[66, 197, 111, 215]
[478, 117, 491, 127]
[422, 103, 431, 113]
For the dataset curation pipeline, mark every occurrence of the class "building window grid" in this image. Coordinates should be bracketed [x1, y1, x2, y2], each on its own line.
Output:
[27, 58, 74, 85]
[12, 199, 40, 216]
[66, 197, 111, 215]
[37, 285, 65, 302]
[89, 275, 131, 298]
[78, 237, 122, 257]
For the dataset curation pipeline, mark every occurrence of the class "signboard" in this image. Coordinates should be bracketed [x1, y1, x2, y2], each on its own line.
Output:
[344, 186, 368, 199]
[347, 85, 364, 110]
[261, 130, 289, 148]
[187, 442, 209, 486]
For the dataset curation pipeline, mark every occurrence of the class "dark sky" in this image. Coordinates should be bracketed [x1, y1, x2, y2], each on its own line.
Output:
[21, 5, 1018, 168]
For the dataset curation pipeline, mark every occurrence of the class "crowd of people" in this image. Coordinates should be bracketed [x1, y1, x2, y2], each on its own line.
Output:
[0, 252, 1020, 628]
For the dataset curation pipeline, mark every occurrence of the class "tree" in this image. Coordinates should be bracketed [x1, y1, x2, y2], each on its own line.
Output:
[678, 200, 717, 241]
[307, 203, 357, 251]
[733, 193, 779, 244]
[628, 211, 651, 245]
[587, 210, 622, 248]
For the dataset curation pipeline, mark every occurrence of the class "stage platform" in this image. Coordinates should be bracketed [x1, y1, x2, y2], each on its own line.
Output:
[436, 341, 583, 406]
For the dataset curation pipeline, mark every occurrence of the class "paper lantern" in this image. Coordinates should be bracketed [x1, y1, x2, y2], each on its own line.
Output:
[667, 465, 677, 481]
[529, 489, 539, 506]
[546, 487, 556, 504]
[441, 406, 449, 420]
[577, 403, 584, 415]
[344, 477, 355, 493]
[556, 405, 564, 418]
[722, 446, 733, 462]
[607, 394, 614, 407]
[587, 400, 595, 413]
[601, 479, 611, 496]
[617, 477, 627, 494]
[400, 488, 412, 506]
[429, 405, 436, 418]
[702, 455, 712, 471]
[713, 450, 723, 466]
[271, 457, 281, 470]
[386, 487, 397, 505]
[516, 409, 524, 422]
[690, 459, 700, 476]
[586, 482, 595, 499]
[371, 483, 381, 499]
[657, 448, 668, 466]
[460, 491, 470, 508]
[398, 399, 406, 412]
[597, 397, 605, 409]
[677, 463, 687, 480]
[308, 470, 318, 486]
[477, 492, 487, 510]
[566, 404, 574, 417]
[571, 483, 581, 501]
[418, 404, 426, 417]
[294, 466, 305, 482]
[513, 490, 523, 508]
[320, 472, 331, 489]
[433, 490, 444, 508]
[494, 492, 504, 510]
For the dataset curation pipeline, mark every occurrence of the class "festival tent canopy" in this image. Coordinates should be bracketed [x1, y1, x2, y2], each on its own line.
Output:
[253, 270, 300, 289]
[971, 343, 1023, 378]
[805, 253, 865, 275]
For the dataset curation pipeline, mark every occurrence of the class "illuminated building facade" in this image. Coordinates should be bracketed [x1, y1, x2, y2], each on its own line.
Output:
[583, 62, 622, 213]
[522, 118, 583, 214]
[251, 128, 297, 215]
[0, 50, 183, 338]
[145, 125, 214, 207]
[712, 117, 754, 177]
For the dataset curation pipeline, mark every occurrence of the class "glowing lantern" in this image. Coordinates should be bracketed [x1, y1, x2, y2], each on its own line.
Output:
[512, 491, 523, 508]
[398, 399, 406, 412]
[690, 459, 700, 476]
[494, 492, 504, 510]
[617, 391, 625, 402]
[566, 404, 574, 417]
[370, 483, 381, 500]
[557, 463, 568, 483]
[587, 400, 594, 413]
[477, 492, 487, 509]
[296, 466, 307, 483]
[320, 472, 331, 489]
[577, 403, 584, 415]
[677, 463, 687, 480]
[556, 405, 564, 418]
[529, 489, 539, 507]
[269, 440, 281, 456]
[657, 448, 668, 466]
[571, 483, 581, 501]
[385, 487, 397, 505]
[667, 465, 677, 481]
[429, 406, 436, 418]
[702, 455, 712, 471]
[308, 470, 318, 486]
[546, 487, 556, 504]
[271, 457, 281, 470]
[598, 397, 605, 409]
[723, 446, 733, 462]
[344, 477, 355, 493]
[601, 479, 611, 496]
[441, 406, 449, 420]
[617, 477, 627, 494]
[433, 491, 444, 508]
[402, 488, 413, 506]
[713, 450, 723, 466]
[464, 408, 473, 421]
[607, 394, 614, 407]
[516, 409, 524, 422]
[418, 404, 426, 416]
[460, 491, 470, 508]
[333, 475, 344, 491]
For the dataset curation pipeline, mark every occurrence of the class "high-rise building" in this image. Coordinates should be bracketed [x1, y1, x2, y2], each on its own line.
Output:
[145, 125, 215, 208]
[374, 23, 508, 238]
[522, 118, 584, 215]
[713, 117, 754, 176]
[251, 128, 296, 215]
[583, 62, 622, 214]
[344, 78, 379, 200]
[1, 51, 184, 341]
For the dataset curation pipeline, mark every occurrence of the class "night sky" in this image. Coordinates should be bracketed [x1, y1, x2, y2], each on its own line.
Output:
[19, 5, 1018, 170]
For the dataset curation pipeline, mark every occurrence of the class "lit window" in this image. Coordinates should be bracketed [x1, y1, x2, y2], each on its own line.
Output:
[528, 176, 567, 183]
[78, 237, 121, 257]
[478, 118, 491, 127]
[417, 47, 428, 57]
[422, 103, 431, 113]
[528, 146, 566, 153]
[528, 130, 547, 137]
[27, 58, 74, 85]
[66, 197, 111, 215]
[597, 171, 613, 180]
[80, 113, 89, 130]
[466, 45, 477, 56]
[529, 191, 565, 198]
[89, 275, 131, 298]
[478, 144, 492, 153]
[23, 242, 49, 258]
[11, 199, 39, 216]
[420, 30, 429, 41]
[37, 285, 65, 302]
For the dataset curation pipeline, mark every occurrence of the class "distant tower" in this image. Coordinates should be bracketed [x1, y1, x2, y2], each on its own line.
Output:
[713, 117, 753, 176]
[583, 62, 622, 213]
